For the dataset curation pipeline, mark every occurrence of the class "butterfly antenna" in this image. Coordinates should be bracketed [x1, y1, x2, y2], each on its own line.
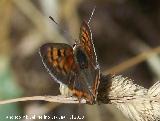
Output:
[88, 6, 96, 24]
[49, 16, 75, 43]
[49, 16, 59, 25]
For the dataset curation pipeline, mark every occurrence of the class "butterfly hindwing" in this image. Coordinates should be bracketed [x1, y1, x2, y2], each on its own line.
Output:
[39, 43, 76, 85]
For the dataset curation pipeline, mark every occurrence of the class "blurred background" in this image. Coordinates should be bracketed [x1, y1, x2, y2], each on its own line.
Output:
[0, 0, 160, 121]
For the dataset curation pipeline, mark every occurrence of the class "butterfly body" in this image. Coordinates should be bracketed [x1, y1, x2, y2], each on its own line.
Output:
[39, 21, 100, 104]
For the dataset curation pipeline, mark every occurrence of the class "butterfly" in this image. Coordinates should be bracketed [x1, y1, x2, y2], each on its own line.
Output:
[39, 20, 100, 104]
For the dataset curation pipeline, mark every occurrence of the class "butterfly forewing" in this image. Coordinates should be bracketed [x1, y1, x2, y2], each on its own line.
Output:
[80, 22, 100, 89]
[79, 21, 98, 67]
[39, 43, 76, 85]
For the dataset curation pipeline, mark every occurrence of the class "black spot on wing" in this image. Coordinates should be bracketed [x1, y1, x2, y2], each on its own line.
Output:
[76, 49, 88, 69]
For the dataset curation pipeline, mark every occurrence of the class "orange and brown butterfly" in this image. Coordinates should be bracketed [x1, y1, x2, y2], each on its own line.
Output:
[39, 8, 100, 104]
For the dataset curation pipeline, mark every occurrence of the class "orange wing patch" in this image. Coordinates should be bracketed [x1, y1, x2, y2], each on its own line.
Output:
[64, 48, 75, 73]
[52, 48, 58, 60]
[47, 47, 52, 63]
[80, 21, 97, 67]
[46, 47, 75, 76]
[71, 88, 94, 104]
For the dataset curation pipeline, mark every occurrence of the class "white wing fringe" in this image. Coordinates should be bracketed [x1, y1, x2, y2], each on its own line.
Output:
[108, 75, 160, 121]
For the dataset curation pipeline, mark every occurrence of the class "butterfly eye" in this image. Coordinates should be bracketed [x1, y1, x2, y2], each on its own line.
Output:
[76, 49, 88, 69]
